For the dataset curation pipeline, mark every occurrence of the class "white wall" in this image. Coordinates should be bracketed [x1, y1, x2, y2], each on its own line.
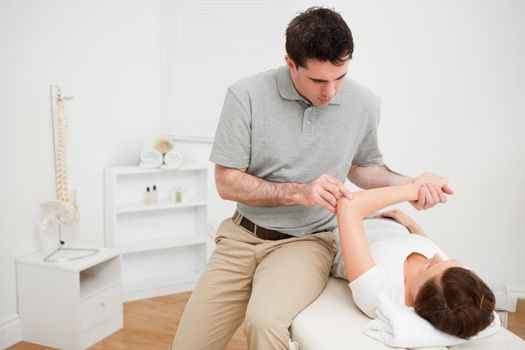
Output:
[171, 0, 525, 295]
[0, 0, 160, 346]
[339, 0, 525, 293]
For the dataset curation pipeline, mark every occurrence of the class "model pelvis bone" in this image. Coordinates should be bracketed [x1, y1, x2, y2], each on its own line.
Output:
[36, 191, 78, 235]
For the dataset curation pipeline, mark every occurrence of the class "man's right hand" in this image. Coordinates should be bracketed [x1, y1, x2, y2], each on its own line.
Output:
[298, 174, 352, 213]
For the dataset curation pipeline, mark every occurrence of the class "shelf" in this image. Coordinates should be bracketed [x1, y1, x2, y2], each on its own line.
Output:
[117, 234, 207, 254]
[116, 199, 206, 214]
[112, 162, 208, 175]
[80, 275, 120, 301]
[79, 256, 121, 300]
[105, 164, 208, 301]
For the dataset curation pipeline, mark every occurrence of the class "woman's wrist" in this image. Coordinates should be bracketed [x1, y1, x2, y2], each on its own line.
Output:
[404, 183, 420, 201]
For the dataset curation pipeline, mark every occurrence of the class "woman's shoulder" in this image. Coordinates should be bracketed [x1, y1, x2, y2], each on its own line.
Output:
[348, 266, 390, 318]
[363, 218, 411, 244]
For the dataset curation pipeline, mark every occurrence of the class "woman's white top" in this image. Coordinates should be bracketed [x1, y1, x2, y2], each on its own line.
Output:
[331, 218, 448, 318]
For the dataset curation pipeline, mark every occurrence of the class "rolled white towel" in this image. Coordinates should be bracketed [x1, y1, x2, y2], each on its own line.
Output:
[162, 150, 184, 169]
[139, 148, 163, 169]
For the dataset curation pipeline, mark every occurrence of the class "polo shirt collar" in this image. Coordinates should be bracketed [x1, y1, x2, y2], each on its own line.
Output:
[277, 65, 342, 106]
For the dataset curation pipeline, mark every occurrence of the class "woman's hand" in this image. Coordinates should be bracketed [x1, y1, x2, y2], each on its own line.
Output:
[413, 172, 448, 189]
[373, 208, 425, 235]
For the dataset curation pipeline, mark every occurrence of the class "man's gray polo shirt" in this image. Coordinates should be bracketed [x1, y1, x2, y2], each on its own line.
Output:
[210, 65, 384, 236]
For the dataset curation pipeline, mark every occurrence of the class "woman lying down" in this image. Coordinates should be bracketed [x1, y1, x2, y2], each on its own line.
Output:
[332, 173, 496, 339]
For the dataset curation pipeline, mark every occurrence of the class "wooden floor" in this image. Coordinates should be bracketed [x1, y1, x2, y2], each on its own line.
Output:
[9, 292, 247, 350]
[9, 294, 525, 350]
[508, 298, 525, 341]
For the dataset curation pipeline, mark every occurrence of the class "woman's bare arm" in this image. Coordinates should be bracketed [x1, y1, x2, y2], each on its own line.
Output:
[337, 173, 447, 282]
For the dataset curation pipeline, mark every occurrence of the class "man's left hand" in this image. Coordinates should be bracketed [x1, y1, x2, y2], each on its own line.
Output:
[411, 182, 454, 210]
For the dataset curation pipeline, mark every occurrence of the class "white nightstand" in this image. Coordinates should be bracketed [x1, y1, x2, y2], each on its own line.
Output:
[16, 247, 123, 350]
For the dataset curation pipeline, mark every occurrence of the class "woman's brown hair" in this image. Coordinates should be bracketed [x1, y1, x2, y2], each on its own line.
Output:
[414, 267, 495, 339]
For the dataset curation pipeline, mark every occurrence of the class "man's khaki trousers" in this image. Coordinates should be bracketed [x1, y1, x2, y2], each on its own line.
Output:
[171, 218, 335, 350]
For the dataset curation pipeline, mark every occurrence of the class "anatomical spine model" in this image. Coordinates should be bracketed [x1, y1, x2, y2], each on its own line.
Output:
[36, 92, 79, 245]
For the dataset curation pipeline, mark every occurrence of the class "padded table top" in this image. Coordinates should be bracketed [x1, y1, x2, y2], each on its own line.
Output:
[291, 277, 525, 350]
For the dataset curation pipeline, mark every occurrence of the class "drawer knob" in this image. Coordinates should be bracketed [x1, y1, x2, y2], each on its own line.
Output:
[100, 302, 106, 308]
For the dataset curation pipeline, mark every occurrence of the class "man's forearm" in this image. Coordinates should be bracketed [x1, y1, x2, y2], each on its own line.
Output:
[347, 165, 413, 189]
[216, 166, 303, 206]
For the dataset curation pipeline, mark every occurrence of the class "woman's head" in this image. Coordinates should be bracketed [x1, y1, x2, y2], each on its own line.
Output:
[414, 265, 495, 339]
[413, 253, 463, 292]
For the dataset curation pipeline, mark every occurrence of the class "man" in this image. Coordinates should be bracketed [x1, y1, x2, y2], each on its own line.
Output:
[171, 7, 452, 350]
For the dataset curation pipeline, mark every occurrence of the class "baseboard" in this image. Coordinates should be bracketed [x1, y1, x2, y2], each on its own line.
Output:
[508, 287, 525, 312]
[123, 280, 196, 302]
[0, 315, 22, 349]
[509, 287, 525, 300]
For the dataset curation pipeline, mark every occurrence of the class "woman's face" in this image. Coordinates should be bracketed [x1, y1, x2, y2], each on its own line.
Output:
[414, 253, 463, 292]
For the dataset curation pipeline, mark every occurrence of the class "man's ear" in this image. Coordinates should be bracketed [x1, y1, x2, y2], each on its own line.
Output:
[284, 55, 297, 71]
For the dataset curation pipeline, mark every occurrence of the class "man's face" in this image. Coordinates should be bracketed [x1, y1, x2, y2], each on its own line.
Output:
[285, 56, 349, 107]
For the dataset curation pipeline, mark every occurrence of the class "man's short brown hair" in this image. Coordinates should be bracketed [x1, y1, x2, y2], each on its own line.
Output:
[285, 7, 354, 68]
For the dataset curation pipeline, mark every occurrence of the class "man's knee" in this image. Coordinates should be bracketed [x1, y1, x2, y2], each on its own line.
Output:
[244, 310, 271, 334]
[244, 306, 289, 340]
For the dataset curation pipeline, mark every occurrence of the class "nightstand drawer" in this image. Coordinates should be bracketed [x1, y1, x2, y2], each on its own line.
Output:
[81, 284, 122, 331]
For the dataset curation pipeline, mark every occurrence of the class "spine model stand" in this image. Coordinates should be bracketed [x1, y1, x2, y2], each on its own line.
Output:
[53, 92, 77, 222]
[36, 86, 98, 262]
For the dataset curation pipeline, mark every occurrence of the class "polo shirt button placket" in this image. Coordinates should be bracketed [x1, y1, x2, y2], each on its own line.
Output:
[303, 107, 313, 133]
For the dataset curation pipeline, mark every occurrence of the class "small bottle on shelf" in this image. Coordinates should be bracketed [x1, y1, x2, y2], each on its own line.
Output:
[176, 186, 183, 203]
[144, 187, 152, 206]
[169, 186, 177, 203]
[169, 186, 183, 203]
[152, 185, 159, 204]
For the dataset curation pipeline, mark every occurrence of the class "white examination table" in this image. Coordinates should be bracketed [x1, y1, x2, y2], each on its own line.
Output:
[292, 277, 525, 350]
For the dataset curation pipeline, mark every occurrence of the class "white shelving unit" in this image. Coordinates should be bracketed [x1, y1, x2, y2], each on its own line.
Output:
[16, 248, 122, 350]
[104, 163, 208, 301]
